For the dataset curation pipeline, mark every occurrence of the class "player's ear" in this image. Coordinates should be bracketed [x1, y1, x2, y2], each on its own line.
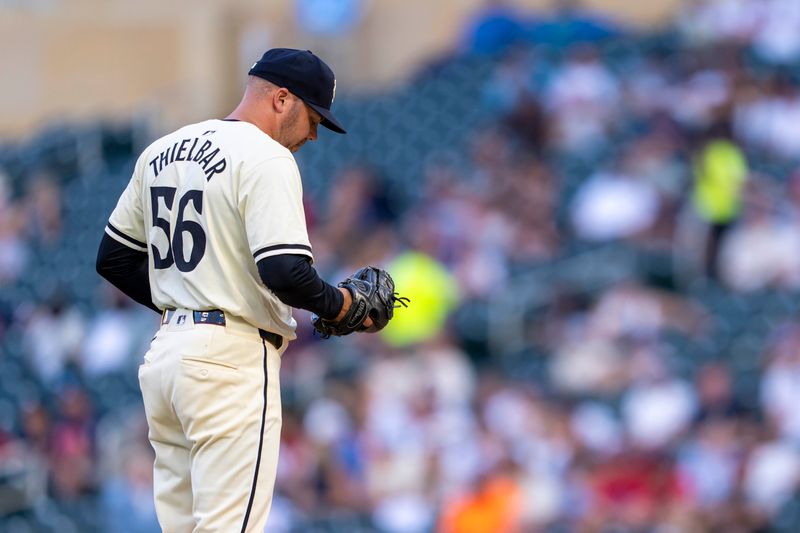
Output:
[273, 88, 290, 113]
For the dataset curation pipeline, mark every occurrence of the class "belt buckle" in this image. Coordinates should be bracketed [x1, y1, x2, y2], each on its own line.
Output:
[161, 309, 174, 325]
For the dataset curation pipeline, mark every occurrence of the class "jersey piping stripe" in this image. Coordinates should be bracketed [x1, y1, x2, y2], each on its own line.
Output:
[252, 244, 312, 259]
[240, 339, 268, 532]
[106, 223, 147, 250]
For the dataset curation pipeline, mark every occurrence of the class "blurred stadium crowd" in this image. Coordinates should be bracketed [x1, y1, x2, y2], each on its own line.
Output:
[5, 0, 800, 531]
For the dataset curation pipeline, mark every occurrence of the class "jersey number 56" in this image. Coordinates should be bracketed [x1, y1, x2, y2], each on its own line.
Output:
[150, 186, 206, 272]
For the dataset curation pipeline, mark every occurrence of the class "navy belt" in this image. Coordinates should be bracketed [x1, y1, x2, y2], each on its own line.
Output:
[161, 309, 283, 350]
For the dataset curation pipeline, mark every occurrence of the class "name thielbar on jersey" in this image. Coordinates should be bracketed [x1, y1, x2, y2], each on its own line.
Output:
[148, 137, 227, 180]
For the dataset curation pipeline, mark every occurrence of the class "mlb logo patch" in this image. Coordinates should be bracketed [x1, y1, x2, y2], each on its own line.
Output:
[177, 315, 187, 325]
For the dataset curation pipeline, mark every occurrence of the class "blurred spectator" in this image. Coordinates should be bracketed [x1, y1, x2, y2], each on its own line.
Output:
[669, 68, 733, 132]
[617, 130, 688, 248]
[676, 417, 741, 508]
[584, 450, 683, 531]
[274, 410, 320, 513]
[549, 283, 706, 398]
[20, 403, 52, 457]
[678, 0, 759, 45]
[21, 291, 85, 384]
[316, 166, 396, 265]
[543, 45, 620, 153]
[691, 128, 749, 279]
[100, 446, 158, 533]
[49, 387, 95, 499]
[417, 335, 475, 410]
[438, 468, 523, 533]
[0, 171, 29, 285]
[502, 89, 548, 154]
[0, 427, 47, 516]
[734, 75, 800, 160]
[380, 251, 459, 347]
[481, 48, 536, 116]
[743, 436, 800, 517]
[549, 326, 628, 397]
[693, 362, 748, 422]
[492, 159, 559, 262]
[752, 0, 800, 65]
[680, 0, 800, 65]
[621, 345, 697, 450]
[571, 401, 623, 456]
[24, 171, 62, 246]
[761, 325, 800, 443]
[718, 180, 800, 291]
[588, 282, 707, 339]
[81, 286, 158, 376]
[569, 168, 661, 242]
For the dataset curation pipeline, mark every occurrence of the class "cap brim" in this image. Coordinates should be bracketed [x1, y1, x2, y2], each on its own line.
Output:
[307, 102, 346, 134]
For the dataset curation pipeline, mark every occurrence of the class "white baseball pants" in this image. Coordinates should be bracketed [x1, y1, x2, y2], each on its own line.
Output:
[138, 309, 285, 532]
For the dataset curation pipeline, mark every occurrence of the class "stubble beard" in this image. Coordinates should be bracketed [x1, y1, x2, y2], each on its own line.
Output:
[278, 103, 303, 152]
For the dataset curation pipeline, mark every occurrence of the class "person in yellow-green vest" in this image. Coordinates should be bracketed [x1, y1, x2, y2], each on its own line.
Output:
[692, 123, 748, 279]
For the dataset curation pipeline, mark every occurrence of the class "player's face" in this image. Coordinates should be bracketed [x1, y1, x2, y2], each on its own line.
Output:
[281, 96, 322, 153]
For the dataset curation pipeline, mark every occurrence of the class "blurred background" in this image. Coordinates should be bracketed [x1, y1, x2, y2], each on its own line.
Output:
[3, 0, 800, 531]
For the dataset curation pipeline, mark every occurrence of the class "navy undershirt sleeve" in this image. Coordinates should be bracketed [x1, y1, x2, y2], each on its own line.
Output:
[96, 233, 160, 313]
[257, 254, 343, 320]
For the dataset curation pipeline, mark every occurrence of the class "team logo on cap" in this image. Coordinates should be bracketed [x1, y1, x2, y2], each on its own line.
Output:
[332, 79, 336, 103]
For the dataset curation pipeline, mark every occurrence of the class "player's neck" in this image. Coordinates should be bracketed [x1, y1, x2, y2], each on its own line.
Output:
[225, 105, 279, 141]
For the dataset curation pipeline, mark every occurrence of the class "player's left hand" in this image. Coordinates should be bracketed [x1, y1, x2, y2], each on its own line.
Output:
[311, 266, 409, 337]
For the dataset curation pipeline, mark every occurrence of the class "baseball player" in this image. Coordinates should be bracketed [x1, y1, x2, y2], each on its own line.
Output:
[96, 48, 401, 532]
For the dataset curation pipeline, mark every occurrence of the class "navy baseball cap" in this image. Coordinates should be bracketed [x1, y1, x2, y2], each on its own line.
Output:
[249, 48, 346, 134]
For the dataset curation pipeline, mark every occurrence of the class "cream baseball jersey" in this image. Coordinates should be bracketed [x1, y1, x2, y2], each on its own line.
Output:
[105, 119, 312, 339]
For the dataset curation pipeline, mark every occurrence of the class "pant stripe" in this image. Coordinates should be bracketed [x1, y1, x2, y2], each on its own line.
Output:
[240, 339, 268, 532]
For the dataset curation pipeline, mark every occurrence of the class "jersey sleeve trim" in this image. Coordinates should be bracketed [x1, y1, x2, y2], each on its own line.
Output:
[105, 223, 147, 252]
[253, 244, 313, 263]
